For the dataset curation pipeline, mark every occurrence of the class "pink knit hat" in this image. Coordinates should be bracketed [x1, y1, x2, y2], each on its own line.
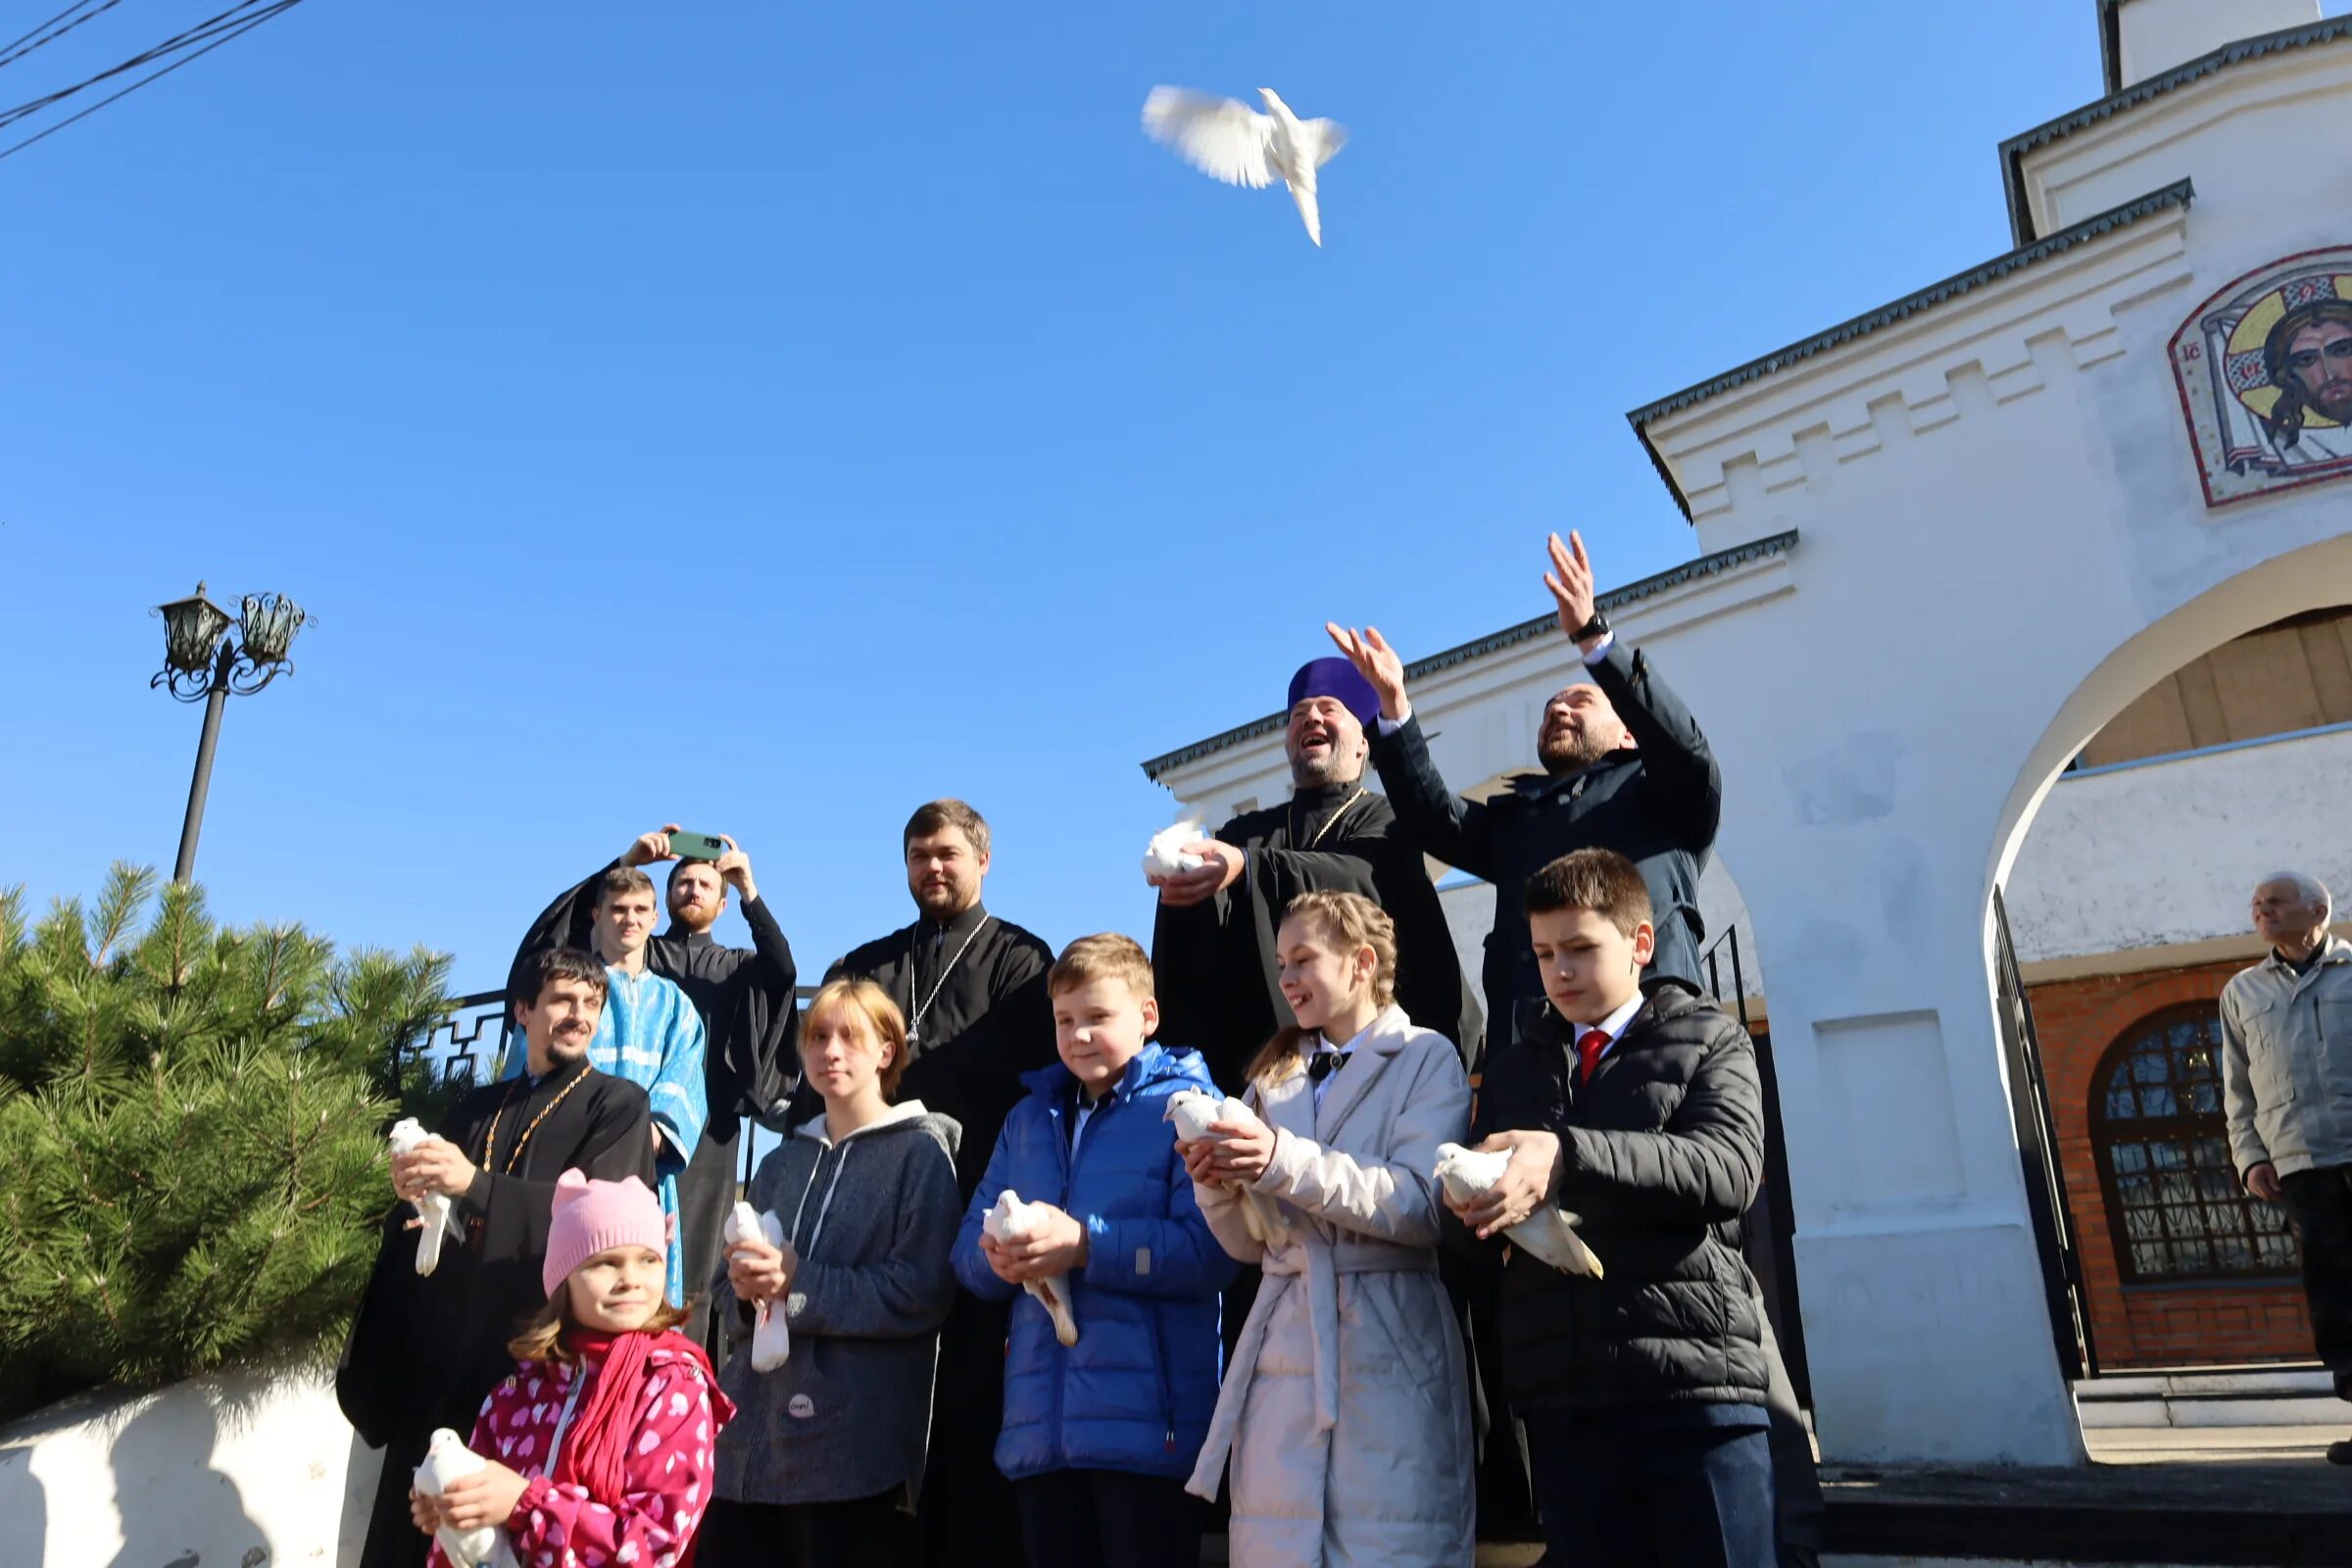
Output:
[542, 1169, 668, 1297]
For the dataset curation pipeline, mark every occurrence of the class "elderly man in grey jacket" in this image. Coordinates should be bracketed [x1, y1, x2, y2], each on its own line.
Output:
[2222, 869, 2352, 1465]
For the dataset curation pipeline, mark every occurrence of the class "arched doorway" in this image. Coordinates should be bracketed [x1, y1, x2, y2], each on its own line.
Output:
[1985, 539, 2352, 1391]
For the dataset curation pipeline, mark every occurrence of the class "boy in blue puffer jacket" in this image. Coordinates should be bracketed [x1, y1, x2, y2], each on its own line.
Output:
[953, 932, 1237, 1568]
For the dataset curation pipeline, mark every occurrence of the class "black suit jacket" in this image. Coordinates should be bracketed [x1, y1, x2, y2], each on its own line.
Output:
[1370, 637, 1721, 1055]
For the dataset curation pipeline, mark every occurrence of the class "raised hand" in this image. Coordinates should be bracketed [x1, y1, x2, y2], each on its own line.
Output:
[714, 838, 759, 902]
[1323, 621, 1409, 721]
[1544, 531, 1602, 652]
[623, 823, 683, 867]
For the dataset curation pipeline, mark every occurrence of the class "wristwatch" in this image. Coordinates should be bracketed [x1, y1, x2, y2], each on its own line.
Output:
[1572, 610, 1610, 643]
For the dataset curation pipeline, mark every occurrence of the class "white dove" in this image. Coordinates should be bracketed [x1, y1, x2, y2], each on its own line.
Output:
[413, 1427, 500, 1568]
[1433, 1142, 1605, 1279]
[1165, 1088, 1291, 1250]
[388, 1117, 464, 1276]
[984, 1189, 1079, 1347]
[1142, 816, 1209, 879]
[1142, 85, 1348, 246]
[725, 1200, 792, 1372]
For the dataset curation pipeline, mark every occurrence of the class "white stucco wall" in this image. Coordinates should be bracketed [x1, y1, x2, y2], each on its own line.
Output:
[0, 1362, 378, 1568]
[2005, 724, 2352, 966]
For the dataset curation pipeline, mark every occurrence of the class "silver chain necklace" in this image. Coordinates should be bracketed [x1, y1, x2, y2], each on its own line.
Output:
[906, 913, 992, 1050]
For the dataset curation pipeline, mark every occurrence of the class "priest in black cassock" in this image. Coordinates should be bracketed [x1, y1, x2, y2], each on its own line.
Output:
[511, 825, 800, 1349]
[1150, 655, 1480, 1090]
[337, 948, 655, 1568]
[820, 797, 1054, 1568]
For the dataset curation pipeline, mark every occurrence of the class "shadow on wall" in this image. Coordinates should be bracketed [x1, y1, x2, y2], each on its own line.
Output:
[0, 1442, 44, 1566]
[104, 1395, 266, 1568]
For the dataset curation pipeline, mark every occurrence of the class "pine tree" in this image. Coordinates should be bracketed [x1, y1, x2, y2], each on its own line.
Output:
[0, 864, 453, 1421]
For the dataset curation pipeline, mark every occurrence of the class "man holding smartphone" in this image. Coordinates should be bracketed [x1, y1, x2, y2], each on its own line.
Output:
[512, 825, 800, 1348]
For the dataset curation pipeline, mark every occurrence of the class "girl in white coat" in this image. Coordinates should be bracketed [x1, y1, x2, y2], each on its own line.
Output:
[1178, 890, 1475, 1567]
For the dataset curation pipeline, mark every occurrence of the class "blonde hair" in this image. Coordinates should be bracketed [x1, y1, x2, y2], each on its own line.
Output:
[800, 978, 910, 1100]
[509, 1284, 692, 1365]
[1244, 891, 1398, 1090]
[1049, 932, 1156, 1003]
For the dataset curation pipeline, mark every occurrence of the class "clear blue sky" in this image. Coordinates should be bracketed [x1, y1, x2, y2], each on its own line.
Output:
[0, 1, 2285, 995]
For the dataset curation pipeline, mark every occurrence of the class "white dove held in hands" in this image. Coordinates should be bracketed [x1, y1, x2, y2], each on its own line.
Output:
[1165, 1089, 1291, 1249]
[725, 1200, 792, 1372]
[1142, 86, 1348, 246]
[984, 1190, 1079, 1348]
[1433, 1143, 1605, 1278]
[413, 1427, 501, 1568]
[1143, 816, 1208, 879]
[389, 1117, 465, 1277]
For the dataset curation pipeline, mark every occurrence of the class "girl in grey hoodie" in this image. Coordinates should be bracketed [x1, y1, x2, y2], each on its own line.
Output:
[702, 978, 962, 1568]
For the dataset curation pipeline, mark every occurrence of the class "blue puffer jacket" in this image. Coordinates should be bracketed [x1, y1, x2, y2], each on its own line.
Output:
[952, 1042, 1237, 1482]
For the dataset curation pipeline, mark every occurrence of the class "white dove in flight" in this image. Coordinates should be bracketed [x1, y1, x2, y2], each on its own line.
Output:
[1142, 85, 1348, 246]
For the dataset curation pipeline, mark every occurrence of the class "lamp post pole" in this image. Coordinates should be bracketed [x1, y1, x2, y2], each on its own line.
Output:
[151, 584, 312, 886]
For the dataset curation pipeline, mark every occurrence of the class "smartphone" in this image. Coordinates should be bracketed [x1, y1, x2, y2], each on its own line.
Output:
[669, 830, 728, 859]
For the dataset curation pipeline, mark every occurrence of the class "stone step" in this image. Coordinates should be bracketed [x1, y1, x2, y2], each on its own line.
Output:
[2075, 1365, 2343, 1429]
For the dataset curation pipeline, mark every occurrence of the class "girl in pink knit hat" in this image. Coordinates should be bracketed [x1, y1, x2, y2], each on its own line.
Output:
[410, 1169, 737, 1567]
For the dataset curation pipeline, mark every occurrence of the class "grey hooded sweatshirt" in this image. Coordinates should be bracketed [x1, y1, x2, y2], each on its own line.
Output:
[711, 1101, 962, 1508]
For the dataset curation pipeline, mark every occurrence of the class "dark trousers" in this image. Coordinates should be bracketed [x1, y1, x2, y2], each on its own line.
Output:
[675, 1113, 743, 1355]
[1013, 1469, 1202, 1568]
[918, 1293, 1020, 1566]
[698, 1492, 916, 1568]
[1523, 1411, 1776, 1568]
[2280, 1163, 2352, 1399]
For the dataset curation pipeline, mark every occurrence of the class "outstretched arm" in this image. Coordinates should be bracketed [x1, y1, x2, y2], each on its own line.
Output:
[1326, 621, 1498, 877]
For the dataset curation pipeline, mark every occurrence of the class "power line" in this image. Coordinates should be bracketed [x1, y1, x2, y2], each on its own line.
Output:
[0, 0, 307, 161]
[0, 1, 104, 60]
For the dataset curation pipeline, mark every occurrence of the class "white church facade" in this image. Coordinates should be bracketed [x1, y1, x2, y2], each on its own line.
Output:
[1144, 0, 2352, 1467]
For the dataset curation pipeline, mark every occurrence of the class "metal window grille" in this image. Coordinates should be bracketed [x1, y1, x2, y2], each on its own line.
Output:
[2091, 1004, 2298, 1283]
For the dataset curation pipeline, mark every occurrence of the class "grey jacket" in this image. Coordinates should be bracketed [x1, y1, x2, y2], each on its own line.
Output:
[2221, 938, 2352, 1179]
[711, 1102, 962, 1508]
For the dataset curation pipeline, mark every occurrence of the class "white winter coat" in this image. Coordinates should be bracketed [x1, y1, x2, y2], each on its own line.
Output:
[1186, 1004, 1475, 1567]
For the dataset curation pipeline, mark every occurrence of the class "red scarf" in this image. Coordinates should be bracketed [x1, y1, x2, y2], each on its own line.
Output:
[556, 1328, 721, 1518]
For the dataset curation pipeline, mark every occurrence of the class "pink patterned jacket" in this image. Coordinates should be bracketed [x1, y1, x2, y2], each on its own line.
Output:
[428, 1337, 734, 1568]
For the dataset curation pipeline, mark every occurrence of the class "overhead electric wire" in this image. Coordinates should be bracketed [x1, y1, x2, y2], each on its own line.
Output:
[0, 0, 105, 61]
[0, 0, 305, 160]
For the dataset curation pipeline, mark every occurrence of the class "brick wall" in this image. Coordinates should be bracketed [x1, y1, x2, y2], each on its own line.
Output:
[2029, 960, 2314, 1369]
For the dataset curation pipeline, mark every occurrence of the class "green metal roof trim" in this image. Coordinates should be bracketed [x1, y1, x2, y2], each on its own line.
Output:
[1624, 179, 2193, 521]
[2004, 16, 2352, 245]
[1137, 529, 1799, 782]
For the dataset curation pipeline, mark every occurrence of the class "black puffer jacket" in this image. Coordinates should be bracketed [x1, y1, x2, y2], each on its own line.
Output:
[1471, 985, 1768, 1412]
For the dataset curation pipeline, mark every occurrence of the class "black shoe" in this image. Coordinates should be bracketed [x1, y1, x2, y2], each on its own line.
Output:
[2328, 1438, 2352, 1466]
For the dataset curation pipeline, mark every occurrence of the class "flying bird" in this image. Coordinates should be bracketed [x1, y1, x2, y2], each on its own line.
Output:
[413, 1428, 500, 1568]
[725, 1200, 792, 1371]
[1433, 1143, 1606, 1278]
[1142, 85, 1348, 246]
[985, 1189, 1080, 1347]
[389, 1117, 464, 1276]
[1165, 1088, 1292, 1249]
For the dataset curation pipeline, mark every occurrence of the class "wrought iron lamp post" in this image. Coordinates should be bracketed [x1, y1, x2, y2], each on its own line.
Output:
[151, 583, 312, 883]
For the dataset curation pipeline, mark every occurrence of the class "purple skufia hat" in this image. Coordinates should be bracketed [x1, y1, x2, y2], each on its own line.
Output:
[1288, 657, 1380, 726]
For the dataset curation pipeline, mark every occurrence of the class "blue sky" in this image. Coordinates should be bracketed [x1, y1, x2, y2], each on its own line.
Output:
[0, 1, 2282, 996]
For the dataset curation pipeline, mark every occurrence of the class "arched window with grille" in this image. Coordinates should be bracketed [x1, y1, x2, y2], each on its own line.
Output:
[2091, 1003, 2299, 1283]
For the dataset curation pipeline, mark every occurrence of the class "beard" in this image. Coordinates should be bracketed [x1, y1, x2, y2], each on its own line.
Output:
[1290, 749, 1363, 789]
[2310, 383, 2352, 424]
[1539, 727, 1611, 773]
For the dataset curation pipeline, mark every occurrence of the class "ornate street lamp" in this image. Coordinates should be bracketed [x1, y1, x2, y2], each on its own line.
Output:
[150, 583, 313, 883]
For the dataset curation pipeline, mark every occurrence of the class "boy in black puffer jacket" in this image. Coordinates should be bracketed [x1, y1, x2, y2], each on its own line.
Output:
[1443, 848, 1773, 1568]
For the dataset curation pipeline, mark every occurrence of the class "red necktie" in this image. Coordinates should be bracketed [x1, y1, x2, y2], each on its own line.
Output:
[1576, 1028, 1610, 1086]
